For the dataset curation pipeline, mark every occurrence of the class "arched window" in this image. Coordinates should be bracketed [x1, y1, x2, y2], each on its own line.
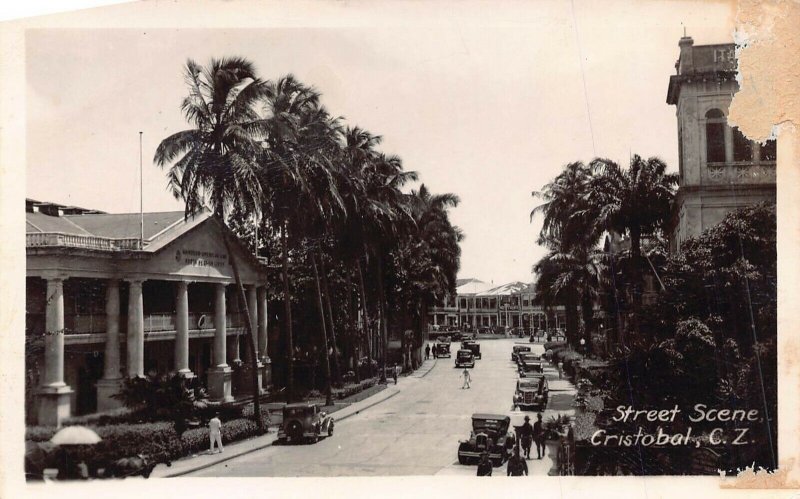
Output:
[705, 108, 726, 163]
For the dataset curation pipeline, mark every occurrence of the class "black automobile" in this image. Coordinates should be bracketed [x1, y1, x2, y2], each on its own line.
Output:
[455, 349, 475, 368]
[457, 414, 515, 467]
[461, 340, 481, 359]
[278, 403, 334, 444]
[512, 375, 549, 411]
[511, 345, 531, 362]
[433, 341, 451, 358]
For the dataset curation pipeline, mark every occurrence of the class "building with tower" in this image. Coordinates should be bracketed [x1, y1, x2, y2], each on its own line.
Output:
[666, 36, 776, 252]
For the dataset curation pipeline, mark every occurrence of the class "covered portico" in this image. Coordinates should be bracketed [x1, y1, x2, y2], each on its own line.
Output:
[26, 203, 271, 427]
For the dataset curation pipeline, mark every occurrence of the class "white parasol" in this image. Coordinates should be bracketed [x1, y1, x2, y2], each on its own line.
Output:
[50, 425, 102, 446]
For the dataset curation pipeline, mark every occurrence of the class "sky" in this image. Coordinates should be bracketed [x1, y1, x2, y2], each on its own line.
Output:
[24, 0, 736, 285]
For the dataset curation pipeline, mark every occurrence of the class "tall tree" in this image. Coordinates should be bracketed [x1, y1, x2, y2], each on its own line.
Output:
[154, 57, 268, 432]
[587, 155, 678, 337]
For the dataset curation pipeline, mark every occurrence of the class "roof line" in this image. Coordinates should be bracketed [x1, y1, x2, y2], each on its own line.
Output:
[58, 215, 93, 236]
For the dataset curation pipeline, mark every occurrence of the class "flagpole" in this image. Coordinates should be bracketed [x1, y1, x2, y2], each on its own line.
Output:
[139, 131, 144, 248]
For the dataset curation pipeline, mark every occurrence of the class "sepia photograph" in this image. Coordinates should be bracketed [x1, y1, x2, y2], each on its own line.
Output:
[2, 0, 798, 496]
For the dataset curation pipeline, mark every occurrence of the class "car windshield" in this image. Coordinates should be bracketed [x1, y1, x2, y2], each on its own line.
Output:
[458, 350, 471, 358]
[519, 353, 539, 360]
[472, 417, 508, 433]
[514, 346, 530, 353]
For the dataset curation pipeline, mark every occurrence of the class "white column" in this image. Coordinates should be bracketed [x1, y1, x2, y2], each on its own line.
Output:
[257, 286, 268, 361]
[126, 279, 145, 377]
[246, 284, 258, 355]
[208, 282, 233, 402]
[214, 283, 227, 367]
[174, 281, 192, 376]
[43, 278, 66, 387]
[38, 276, 73, 426]
[97, 279, 124, 411]
[102, 280, 121, 379]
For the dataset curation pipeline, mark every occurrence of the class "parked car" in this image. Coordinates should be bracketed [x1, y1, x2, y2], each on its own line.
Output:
[433, 341, 451, 358]
[278, 403, 334, 444]
[518, 357, 544, 376]
[461, 340, 481, 359]
[455, 349, 475, 368]
[450, 332, 464, 341]
[511, 345, 531, 362]
[512, 375, 549, 411]
[457, 414, 515, 467]
[516, 351, 540, 368]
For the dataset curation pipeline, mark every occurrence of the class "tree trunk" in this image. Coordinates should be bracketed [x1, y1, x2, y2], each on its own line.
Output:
[311, 252, 334, 407]
[281, 222, 295, 403]
[564, 294, 580, 347]
[376, 254, 388, 383]
[580, 291, 593, 356]
[318, 251, 341, 385]
[356, 258, 374, 376]
[629, 227, 642, 338]
[218, 217, 265, 433]
[344, 272, 360, 384]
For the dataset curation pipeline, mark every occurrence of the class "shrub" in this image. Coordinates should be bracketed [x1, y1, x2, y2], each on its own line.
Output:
[27, 411, 272, 474]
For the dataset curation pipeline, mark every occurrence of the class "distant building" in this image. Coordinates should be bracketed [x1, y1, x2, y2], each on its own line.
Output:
[666, 36, 776, 252]
[428, 278, 565, 331]
[26, 199, 271, 426]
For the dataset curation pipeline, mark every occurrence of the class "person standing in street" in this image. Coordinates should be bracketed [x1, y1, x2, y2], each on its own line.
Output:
[557, 361, 563, 379]
[425, 343, 430, 360]
[519, 415, 534, 459]
[507, 447, 529, 476]
[209, 412, 224, 454]
[477, 452, 493, 476]
[393, 364, 398, 384]
[461, 367, 471, 389]
[533, 413, 545, 459]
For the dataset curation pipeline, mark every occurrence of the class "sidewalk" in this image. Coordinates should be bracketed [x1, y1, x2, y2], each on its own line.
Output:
[151, 361, 440, 478]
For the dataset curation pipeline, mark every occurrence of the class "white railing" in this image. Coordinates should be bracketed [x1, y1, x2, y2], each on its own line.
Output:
[144, 313, 176, 332]
[26, 232, 144, 250]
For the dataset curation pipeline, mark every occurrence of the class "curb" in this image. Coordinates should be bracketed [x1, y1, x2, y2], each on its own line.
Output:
[418, 359, 438, 378]
[160, 386, 401, 478]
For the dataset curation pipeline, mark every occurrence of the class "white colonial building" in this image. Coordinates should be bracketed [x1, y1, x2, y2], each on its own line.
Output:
[26, 199, 272, 427]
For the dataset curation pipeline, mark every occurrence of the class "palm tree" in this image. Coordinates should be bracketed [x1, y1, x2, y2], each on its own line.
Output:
[587, 155, 678, 336]
[531, 162, 598, 346]
[154, 57, 268, 432]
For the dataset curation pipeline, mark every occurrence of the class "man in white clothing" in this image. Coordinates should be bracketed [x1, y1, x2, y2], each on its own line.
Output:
[209, 413, 224, 453]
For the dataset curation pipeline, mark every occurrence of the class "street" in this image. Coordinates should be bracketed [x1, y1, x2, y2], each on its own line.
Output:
[188, 338, 576, 477]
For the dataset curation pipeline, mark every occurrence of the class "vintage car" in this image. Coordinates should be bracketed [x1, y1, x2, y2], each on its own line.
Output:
[513, 375, 549, 410]
[454, 349, 475, 368]
[516, 351, 540, 367]
[433, 341, 451, 358]
[461, 340, 481, 359]
[511, 345, 531, 362]
[457, 414, 515, 467]
[278, 403, 334, 444]
[518, 357, 545, 376]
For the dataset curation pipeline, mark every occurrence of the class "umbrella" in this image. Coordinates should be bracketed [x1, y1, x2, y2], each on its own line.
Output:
[50, 426, 102, 446]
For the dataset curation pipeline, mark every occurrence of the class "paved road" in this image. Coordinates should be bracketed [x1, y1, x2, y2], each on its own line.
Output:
[189, 338, 575, 477]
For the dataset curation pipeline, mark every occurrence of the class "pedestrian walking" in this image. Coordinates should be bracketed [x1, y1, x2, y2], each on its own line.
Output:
[425, 343, 430, 360]
[506, 447, 528, 476]
[518, 415, 534, 459]
[209, 412, 224, 454]
[533, 413, 545, 459]
[461, 367, 471, 389]
[393, 364, 398, 384]
[477, 452, 493, 476]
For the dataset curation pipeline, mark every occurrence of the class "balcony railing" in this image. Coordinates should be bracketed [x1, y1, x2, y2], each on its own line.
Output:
[27, 312, 247, 335]
[26, 232, 144, 251]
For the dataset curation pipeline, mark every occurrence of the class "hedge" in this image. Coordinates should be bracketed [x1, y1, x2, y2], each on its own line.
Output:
[26, 412, 271, 474]
[332, 378, 377, 400]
